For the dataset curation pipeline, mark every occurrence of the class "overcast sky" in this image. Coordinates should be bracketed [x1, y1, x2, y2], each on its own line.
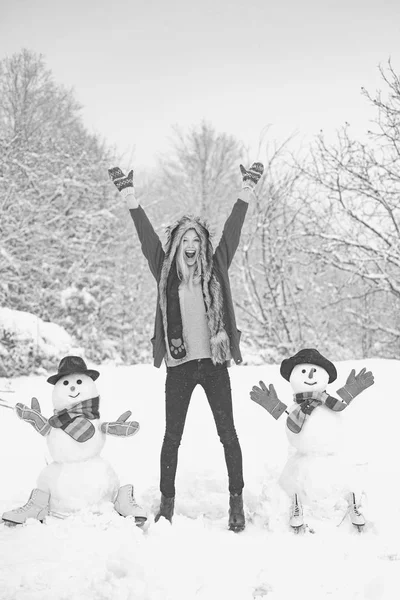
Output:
[1, 0, 400, 168]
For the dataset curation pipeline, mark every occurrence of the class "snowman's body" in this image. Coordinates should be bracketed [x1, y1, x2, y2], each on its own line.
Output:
[278, 364, 352, 514]
[37, 373, 119, 514]
[46, 419, 106, 463]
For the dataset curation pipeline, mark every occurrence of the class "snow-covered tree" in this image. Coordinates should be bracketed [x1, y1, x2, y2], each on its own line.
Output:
[0, 50, 135, 370]
[303, 61, 400, 357]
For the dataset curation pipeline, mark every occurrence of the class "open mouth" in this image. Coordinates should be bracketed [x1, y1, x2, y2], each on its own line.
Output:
[69, 393, 80, 398]
[304, 382, 317, 386]
[185, 250, 196, 259]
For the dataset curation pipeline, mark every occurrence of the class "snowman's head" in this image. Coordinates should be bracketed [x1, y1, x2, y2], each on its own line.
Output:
[52, 373, 99, 412]
[289, 363, 330, 394]
[280, 349, 337, 389]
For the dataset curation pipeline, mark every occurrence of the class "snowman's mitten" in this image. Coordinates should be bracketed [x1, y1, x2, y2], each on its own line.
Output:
[108, 167, 136, 198]
[31, 397, 41, 412]
[15, 398, 51, 436]
[239, 162, 264, 190]
[250, 381, 287, 419]
[101, 410, 140, 437]
[336, 368, 375, 404]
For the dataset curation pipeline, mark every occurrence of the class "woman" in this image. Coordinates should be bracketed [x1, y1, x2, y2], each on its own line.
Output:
[108, 161, 263, 531]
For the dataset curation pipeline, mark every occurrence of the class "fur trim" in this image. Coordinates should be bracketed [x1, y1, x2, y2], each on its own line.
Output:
[159, 216, 230, 365]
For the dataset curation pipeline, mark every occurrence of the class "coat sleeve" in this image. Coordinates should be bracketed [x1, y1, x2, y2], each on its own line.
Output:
[213, 199, 249, 269]
[129, 207, 165, 279]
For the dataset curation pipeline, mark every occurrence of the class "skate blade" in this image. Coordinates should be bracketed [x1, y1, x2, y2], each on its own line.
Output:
[291, 525, 303, 534]
[2, 519, 20, 527]
[291, 524, 315, 534]
[49, 510, 69, 520]
[2, 517, 46, 526]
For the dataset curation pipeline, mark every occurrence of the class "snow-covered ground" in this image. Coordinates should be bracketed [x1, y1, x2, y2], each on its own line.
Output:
[0, 358, 399, 599]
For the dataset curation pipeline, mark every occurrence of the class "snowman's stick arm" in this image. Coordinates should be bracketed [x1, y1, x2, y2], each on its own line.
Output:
[0, 397, 14, 410]
[0, 389, 15, 409]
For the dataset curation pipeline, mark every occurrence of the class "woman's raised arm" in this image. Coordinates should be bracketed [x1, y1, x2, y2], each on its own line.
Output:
[108, 167, 164, 279]
[214, 162, 264, 269]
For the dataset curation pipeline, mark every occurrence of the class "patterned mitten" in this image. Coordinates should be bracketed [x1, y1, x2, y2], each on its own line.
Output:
[101, 410, 140, 437]
[336, 368, 374, 404]
[108, 167, 135, 199]
[250, 381, 287, 419]
[15, 398, 51, 436]
[239, 162, 264, 190]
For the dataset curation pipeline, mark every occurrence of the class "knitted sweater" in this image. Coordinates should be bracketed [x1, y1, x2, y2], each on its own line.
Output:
[166, 281, 212, 366]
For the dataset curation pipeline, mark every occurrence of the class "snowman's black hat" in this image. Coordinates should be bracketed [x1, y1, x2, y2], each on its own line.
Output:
[47, 356, 100, 385]
[280, 348, 337, 383]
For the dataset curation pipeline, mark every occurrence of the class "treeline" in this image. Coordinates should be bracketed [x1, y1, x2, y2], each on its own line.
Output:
[1, 49, 400, 375]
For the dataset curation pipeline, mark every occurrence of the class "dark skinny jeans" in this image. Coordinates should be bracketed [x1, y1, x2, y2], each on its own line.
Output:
[160, 358, 244, 498]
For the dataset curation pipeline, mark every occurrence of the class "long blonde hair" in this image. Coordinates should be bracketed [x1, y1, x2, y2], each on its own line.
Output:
[175, 231, 202, 284]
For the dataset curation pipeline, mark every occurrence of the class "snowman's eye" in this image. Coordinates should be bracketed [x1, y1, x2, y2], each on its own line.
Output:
[301, 369, 306, 373]
[312, 368, 317, 373]
[63, 380, 69, 386]
[77, 379, 82, 385]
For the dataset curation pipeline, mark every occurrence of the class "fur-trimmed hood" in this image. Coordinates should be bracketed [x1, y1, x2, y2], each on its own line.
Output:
[158, 215, 230, 365]
[163, 215, 213, 276]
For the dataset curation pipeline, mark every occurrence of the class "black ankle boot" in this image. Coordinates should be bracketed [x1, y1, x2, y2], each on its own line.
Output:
[228, 493, 245, 532]
[155, 494, 175, 523]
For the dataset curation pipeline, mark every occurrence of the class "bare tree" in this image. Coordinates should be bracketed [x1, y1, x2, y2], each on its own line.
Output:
[301, 60, 400, 357]
[0, 49, 81, 143]
[232, 138, 315, 361]
[157, 120, 244, 223]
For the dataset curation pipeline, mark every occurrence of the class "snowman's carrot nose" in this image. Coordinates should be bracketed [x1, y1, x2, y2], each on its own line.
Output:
[307, 368, 314, 379]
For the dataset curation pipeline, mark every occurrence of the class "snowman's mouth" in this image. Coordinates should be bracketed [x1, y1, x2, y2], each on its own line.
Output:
[304, 382, 317, 386]
[69, 393, 80, 398]
[185, 250, 196, 259]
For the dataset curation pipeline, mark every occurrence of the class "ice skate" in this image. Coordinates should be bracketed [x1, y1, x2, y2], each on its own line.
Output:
[154, 494, 175, 524]
[2, 488, 50, 525]
[346, 492, 365, 532]
[114, 484, 147, 526]
[289, 493, 305, 533]
[228, 493, 245, 532]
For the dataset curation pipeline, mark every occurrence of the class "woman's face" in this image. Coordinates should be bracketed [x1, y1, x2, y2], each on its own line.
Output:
[180, 228, 201, 267]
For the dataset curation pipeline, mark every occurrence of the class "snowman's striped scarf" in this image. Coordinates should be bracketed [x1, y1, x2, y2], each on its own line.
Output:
[286, 391, 348, 434]
[48, 397, 100, 443]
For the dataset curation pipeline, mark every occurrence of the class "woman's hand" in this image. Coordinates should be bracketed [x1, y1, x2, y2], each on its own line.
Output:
[108, 167, 139, 209]
[238, 162, 264, 202]
[240, 162, 264, 190]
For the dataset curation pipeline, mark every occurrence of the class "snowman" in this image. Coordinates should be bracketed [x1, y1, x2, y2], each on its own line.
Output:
[250, 349, 374, 532]
[2, 356, 146, 526]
